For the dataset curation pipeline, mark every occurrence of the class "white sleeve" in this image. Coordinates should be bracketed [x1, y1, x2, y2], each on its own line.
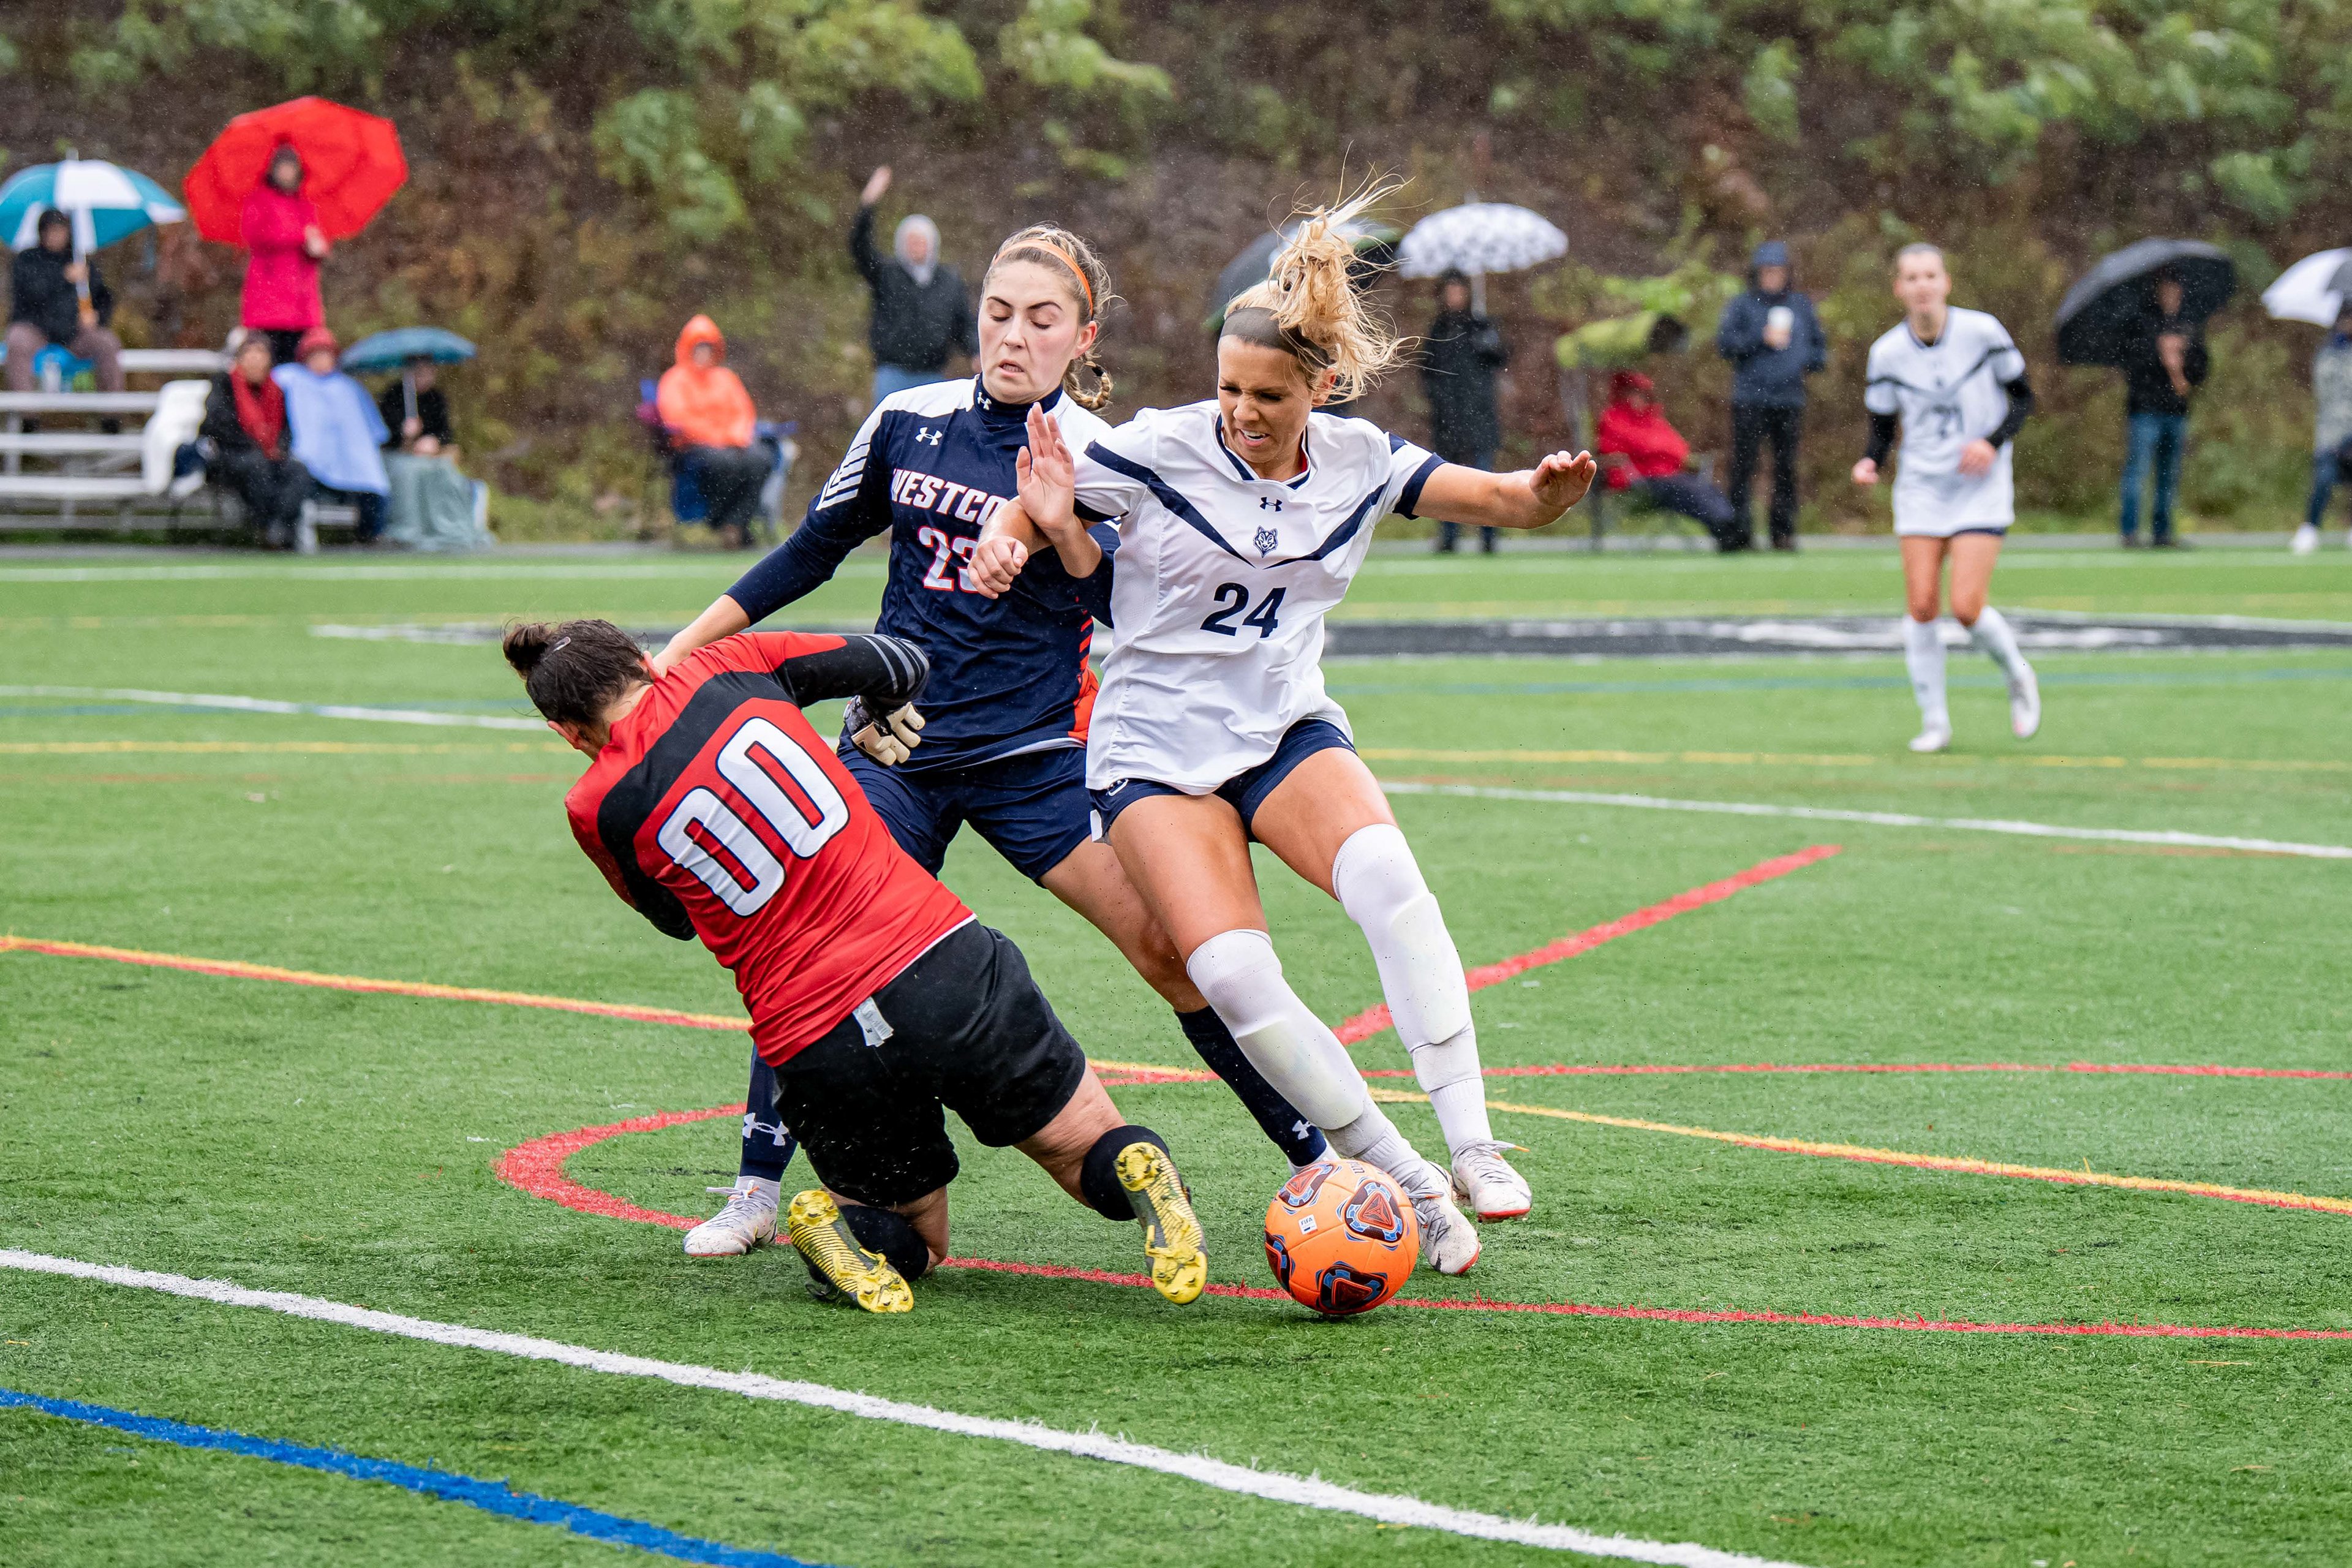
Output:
[1986, 320, 2026, 383]
[1071, 414, 1157, 523]
[1862, 339, 1901, 415]
[1381, 432, 1446, 519]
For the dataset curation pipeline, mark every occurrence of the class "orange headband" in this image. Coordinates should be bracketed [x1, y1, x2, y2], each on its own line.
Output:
[998, 238, 1095, 317]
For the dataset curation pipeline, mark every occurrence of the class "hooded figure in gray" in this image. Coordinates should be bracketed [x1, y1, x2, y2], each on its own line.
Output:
[850, 172, 977, 403]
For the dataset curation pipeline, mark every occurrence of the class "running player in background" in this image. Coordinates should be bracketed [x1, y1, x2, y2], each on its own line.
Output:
[651, 225, 1325, 1261]
[1853, 243, 2041, 754]
[507, 619, 1207, 1313]
[970, 185, 1597, 1275]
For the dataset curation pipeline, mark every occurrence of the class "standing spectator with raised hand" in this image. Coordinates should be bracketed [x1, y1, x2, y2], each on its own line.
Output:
[2293, 304, 2352, 556]
[851, 165, 976, 406]
[1420, 268, 1509, 554]
[2116, 268, 2209, 550]
[7, 208, 126, 398]
[241, 146, 330, 366]
[656, 314, 767, 549]
[1716, 240, 1825, 551]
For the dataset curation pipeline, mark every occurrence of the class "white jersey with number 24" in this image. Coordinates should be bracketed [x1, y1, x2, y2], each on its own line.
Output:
[1069, 401, 1443, 793]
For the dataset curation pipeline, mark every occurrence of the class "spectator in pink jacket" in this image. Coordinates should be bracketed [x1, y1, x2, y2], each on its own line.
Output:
[240, 146, 330, 364]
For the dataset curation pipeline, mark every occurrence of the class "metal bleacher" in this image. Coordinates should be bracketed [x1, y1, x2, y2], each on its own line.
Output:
[0, 349, 357, 542]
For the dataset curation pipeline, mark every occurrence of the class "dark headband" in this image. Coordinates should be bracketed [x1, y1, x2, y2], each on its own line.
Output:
[1220, 305, 1330, 370]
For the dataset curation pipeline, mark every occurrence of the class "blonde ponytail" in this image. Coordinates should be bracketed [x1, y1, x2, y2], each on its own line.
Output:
[986, 224, 1118, 410]
[1223, 176, 1405, 403]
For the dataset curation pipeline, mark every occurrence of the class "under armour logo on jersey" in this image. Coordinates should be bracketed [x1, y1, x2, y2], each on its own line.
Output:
[1258, 496, 1282, 510]
[914, 427, 943, 446]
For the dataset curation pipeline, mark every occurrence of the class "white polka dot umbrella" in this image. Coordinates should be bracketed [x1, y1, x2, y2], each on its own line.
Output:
[1395, 203, 1567, 279]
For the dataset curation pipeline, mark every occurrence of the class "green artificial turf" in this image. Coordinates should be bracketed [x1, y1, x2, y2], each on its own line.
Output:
[4, 545, 2351, 1567]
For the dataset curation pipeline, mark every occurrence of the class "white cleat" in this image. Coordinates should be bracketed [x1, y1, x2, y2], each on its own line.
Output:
[1907, 723, 1951, 754]
[1450, 1141, 1532, 1221]
[1392, 1159, 1481, 1276]
[683, 1178, 777, 1258]
[2007, 665, 2041, 741]
[2293, 522, 2321, 556]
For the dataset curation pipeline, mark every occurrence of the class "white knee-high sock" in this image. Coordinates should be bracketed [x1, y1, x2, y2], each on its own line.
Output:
[1902, 615, 1949, 731]
[1330, 823, 1493, 1155]
[1967, 605, 2032, 684]
[1183, 929, 1370, 1133]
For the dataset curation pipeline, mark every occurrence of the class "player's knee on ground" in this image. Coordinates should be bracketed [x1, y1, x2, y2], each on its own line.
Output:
[1077, 1125, 1168, 1221]
[840, 1201, 934, 1280]
[1330, 823, 1471, 1048]
[1183, 929, 1367, 1128]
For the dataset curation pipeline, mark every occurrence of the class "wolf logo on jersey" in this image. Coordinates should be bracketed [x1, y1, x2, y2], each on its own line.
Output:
[1070, 402, 1441, 793]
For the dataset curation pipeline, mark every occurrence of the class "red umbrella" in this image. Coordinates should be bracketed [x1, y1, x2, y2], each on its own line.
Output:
[183, 96, 406, 244]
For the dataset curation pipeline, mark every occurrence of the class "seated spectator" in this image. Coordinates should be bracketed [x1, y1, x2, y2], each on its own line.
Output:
[1596, 370, 1740, 551]
[377, 356, 489, 551]
[7, 208, 126, 409]
[200, 331, 311, 549]
[655, 314, 767, 549]
[274, 326, 388, 543]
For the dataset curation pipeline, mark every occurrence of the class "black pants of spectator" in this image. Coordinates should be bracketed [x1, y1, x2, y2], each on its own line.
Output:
[1637, 472, 1741, 549]
[260, 328, 309, 366]
[319, 486, 387, 543]
[1728, 402, 1803, 549]
[215, 448, 311, 547]
[684, 444, 769, 545]
[1434, 445, 1498, 553]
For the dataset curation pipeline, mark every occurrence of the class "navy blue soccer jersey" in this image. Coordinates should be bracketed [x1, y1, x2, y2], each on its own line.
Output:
[725, 377, 1118, 774]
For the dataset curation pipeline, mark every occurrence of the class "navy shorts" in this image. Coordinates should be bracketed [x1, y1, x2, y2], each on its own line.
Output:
[1088, 718, 1355, 840]
[840, 742, 1093, 884]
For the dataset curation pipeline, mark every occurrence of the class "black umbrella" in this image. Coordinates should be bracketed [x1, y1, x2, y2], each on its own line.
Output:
[1204, 220, 1400, 331]
[2054, 239, 2236, 366]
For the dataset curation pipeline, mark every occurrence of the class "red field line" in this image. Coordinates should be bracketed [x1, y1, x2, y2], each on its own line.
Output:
[1334, 843, 1842, 1044]
[500, 1109, 2352, 1341]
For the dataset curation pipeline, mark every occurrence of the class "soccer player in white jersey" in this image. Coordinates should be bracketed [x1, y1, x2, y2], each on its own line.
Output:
[1853, 243, 2042, 753]
[969, 188, 1597, 1275]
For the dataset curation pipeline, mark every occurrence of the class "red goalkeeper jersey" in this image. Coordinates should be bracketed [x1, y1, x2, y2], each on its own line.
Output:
[564, 630, 968, 1065]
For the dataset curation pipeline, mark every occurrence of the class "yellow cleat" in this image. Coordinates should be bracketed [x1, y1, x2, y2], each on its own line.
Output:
[785, 1189, 913, 1314]
[1116, 1142, 1207, 1305]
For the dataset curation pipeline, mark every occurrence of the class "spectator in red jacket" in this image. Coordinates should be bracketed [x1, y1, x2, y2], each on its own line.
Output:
[1594, 370, 1739, 550]
[240, 146, 330, 365]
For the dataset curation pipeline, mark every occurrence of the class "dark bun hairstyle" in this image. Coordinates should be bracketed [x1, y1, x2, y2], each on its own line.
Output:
[502, 619, 649, 729]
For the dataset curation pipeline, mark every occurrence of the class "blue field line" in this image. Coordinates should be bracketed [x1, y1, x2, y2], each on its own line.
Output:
[0, 1385, 833, 1567]
[1329, 665, 2352, 699]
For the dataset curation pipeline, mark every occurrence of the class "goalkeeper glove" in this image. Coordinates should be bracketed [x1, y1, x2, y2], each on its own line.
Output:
[846, 699, 925, 767]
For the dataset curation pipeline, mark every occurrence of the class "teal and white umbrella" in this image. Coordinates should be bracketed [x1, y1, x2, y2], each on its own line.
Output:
[0, 158, 188, 254]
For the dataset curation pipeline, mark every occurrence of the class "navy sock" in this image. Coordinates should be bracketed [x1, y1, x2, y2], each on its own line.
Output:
[1175, 1007, 1329, 1166]
[738, 1053, 797, 1183]
[1077, 1125, 1169, 1221]
[840, 1203, 932, 1280]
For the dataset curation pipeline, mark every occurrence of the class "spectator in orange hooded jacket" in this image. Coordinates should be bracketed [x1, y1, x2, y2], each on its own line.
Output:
[657, 315, 769, 549]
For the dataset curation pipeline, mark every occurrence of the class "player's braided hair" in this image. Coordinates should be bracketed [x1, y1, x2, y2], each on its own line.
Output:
[503, 619, 647, 729]
[1222, 176, 1405, 405]
[984, 224, 1117, 410]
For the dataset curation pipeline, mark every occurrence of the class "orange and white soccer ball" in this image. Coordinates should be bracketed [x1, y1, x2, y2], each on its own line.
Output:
[1262, 1159, 1420, 1316]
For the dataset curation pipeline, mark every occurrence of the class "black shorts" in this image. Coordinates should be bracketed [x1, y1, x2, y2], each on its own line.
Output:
[766, 921, 1089, 1207]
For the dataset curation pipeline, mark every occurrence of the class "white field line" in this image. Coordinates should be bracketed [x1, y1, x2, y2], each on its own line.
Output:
[0, 684, 543, 731]
[0, 1249, 1810, 1568]
[1380, 780, 2352, 861]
